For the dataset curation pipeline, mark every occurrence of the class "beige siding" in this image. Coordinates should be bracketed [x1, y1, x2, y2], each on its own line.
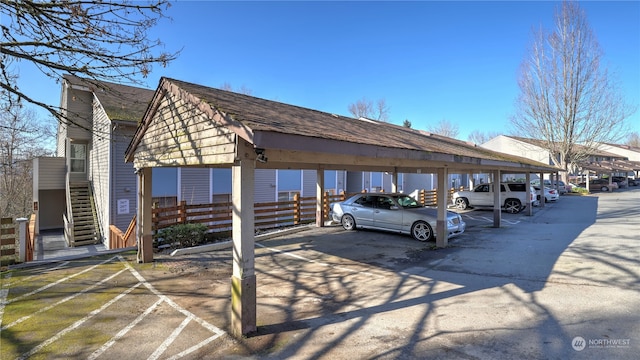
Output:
[34, 157, 66, 190]
[133, 92, 237, 168]
[66, 87, 93, 140]
[482, 136, 550, 164]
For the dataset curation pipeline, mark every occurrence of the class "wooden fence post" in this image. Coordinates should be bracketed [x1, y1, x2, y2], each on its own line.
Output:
[323, 191, 329, 221]
[179, 200, 187, 224]
[293, 193, 300, 225]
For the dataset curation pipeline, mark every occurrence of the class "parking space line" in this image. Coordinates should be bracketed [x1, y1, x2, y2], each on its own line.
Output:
[256, 243, 384, 279]
[166, 334, 225, 360]
[462, 214, 520, 225]
[7, 255, 226, 360]
[88, 297, 165, 360]
[6, 256, 118, 305]
[148, 316, 192, 360]
[2, 261, 70, 288]
[17, 282, 143, 360]
[0, 272, 11, 323]
[2, 267, 130, 331]
[118, 256, 226, 349]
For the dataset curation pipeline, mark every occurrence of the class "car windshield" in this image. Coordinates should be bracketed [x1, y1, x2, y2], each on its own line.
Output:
[393, 195, 422, 208]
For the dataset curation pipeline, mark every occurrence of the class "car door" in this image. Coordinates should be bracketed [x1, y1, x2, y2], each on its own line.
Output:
[372, 195, 403, 231]
[349, 195, 376, 227]
[472, 184, 493, 206]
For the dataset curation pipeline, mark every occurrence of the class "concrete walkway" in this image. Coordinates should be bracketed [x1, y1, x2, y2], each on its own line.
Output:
[33, 229, 110, 262]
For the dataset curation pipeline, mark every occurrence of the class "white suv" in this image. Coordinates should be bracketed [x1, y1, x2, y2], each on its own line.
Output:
[452, 183, 539, 214]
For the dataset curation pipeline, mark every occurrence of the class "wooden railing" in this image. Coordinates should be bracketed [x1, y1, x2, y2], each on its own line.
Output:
[26, 213, 36, 262]
[0, 217, 16, 266]
[152, 193, 320, 234]
[109, 216, 137, 249]
[0, 215, 36, 265]
[63, 172, 74, 246]
[146, 188, 466, 248]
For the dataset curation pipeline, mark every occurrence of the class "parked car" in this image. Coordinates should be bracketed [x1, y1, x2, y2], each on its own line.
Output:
[531, 179, 567, 194]
[578, 178, 618, 192]
[452, 182, 539, 214]
[554, 180, 568, 194]
[628, 177, 639, 186]
[611, 176, 628, 188]
[533, 186, 559, 202]
[329, 193, 466, 242]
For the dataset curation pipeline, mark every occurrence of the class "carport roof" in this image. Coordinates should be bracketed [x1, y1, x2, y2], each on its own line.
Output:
[126, 77, 559, 173]
[579, 160, 640, 173]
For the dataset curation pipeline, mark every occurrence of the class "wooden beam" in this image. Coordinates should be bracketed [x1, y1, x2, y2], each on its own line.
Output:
[137, 167, 153, 263]
[231, 148, 257, 337]
[492, 170, 501, 228]
[436, 167, 448, 248]
[316, 168, 325, 227]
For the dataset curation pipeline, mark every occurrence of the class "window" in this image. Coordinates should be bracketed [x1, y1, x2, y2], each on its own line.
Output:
[152, 196, 177, 208]
[476, 184, 490, 192]
[70, 143, 86, 173]
[354, 196, 375, 208]
[507, 184, 526, 192]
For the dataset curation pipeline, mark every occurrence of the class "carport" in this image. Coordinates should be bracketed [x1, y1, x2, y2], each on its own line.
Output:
[124, 77, 559, 336]
[579, 160, 637, 191]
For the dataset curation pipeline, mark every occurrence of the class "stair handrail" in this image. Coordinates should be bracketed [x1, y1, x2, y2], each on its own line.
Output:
[63, 172, 75, 246]
[87, 182, 101, 242]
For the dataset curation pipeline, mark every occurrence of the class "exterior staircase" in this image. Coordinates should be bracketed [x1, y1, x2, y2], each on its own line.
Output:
[66, 182, 100, 247]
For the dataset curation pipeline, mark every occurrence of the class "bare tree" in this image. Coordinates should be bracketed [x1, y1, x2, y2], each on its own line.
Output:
[1, 0, 178, 124]
[220, 82, 253, 95]
[626, 132, 640, 148]
[467, 130, 501, 145]
[348, 97, 390, 122]
[0, 95, 53, 219]
[427, 119, 459, 139]
[511, 1, 635, 175]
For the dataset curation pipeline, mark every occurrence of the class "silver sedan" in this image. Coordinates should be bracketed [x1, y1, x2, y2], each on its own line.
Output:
[330, 193, 466, 241]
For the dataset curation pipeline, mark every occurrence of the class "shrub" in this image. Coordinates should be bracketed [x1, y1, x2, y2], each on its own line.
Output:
[155, 223, 208, 249]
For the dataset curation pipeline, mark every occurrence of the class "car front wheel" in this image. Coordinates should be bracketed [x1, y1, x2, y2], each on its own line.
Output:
[411, 221, 434, 242]
[504, 199, 522, 214]
[600, 186, 609, 192]
[454, 197, 469, 210]
[341, 214, 356, 231]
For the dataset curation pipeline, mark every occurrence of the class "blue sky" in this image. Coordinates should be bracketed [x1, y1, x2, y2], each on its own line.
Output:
[19, 1, 640, 142]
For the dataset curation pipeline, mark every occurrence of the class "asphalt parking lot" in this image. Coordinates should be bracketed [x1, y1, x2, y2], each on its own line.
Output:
[2, 188, 639, 359]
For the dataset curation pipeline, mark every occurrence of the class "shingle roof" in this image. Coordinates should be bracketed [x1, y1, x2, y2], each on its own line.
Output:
[63, 74, 154, 123]
[164, 78, 556, 168]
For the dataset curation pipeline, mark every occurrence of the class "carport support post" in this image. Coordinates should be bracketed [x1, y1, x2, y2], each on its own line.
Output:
[231, 158, 257, 337]
[137, 167, 153, 263]
[539, 172, 545, 208]
[316, 168, 325, 227]
[526, 172, 533, 216]
[492, 170, 501, 227]
[436, 167, 448, 248]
